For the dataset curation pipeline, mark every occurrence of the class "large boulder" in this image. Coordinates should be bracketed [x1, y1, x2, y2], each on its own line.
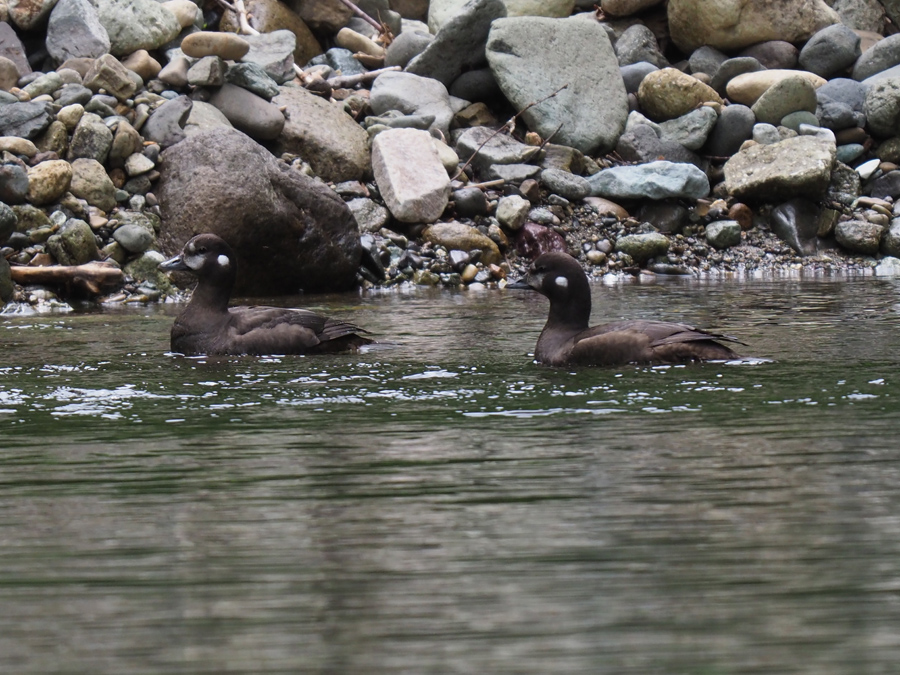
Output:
[668, 0, 840, 53]
[156, 127, 361, 294]
[95, 0, 181, 56]
[272, 85, 370, 182]
[406, 0, 506, 86]
[724, 135, 836, 201]
[486, 16, 627, 154]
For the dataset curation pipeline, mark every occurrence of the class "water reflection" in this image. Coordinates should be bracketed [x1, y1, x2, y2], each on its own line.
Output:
[2, 278, 900, 673]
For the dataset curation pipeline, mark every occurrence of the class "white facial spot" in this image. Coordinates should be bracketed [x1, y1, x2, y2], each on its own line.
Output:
[183, 253, 204, 270]
[554, 275, 569, 289]
[217, 254, 230, 268]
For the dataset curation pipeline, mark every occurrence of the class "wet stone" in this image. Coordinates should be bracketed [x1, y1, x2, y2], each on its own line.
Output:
[614, 232, 669, 263]
[705, 219, 741, 249]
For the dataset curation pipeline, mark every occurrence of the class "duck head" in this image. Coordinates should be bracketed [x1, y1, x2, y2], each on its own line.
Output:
[159, 233, 237, 281]
[510, 251, 592, 328]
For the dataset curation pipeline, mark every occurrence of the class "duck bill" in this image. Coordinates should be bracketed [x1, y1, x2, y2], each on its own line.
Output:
[507, 278, 533, 290]
[158, 254, 189, 272]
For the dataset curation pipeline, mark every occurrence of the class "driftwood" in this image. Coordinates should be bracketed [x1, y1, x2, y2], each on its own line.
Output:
[10, 262, 124, 296]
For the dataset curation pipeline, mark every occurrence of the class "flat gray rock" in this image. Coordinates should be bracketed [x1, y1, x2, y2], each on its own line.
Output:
[486, 16, 628, 154]
[587, 160, 711, 200]
[454, 125, 537, 173]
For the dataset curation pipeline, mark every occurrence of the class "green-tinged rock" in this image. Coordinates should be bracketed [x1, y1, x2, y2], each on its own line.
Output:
[124, 250, 172, 292]
[46, 219, 100, 265]
[614, 232, 669, 262]
[705, 220, 742, 249]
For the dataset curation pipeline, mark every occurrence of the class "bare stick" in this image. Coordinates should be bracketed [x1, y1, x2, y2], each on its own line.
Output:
[10, 263, 124, 295]
[466, 179, 506, 190]
[452, 83, 569, 181]
[328, 65, 401, 88]
[335, 0, 383, 32]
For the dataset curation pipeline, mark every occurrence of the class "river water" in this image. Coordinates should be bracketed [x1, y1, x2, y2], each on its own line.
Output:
[2, 276, 900, 674]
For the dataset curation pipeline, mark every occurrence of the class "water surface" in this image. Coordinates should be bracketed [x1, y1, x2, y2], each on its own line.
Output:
[3, 277, 900, 674]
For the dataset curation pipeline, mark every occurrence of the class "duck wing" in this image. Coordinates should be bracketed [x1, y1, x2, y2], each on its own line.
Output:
[224, 306, 372, 355]
[567, 320, 741, 366]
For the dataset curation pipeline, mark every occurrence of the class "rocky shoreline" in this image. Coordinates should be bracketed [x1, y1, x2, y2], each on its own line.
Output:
[3, 0, 900, 313]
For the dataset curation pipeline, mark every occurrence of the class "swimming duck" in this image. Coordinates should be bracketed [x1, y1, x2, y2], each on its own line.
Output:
[509, 252, 741, 366]
[159, 233, 372, 356]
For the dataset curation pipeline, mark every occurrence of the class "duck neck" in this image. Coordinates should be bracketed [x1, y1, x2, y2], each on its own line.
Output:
[188, 276, 232, 314]
[547, 288, 591, 331]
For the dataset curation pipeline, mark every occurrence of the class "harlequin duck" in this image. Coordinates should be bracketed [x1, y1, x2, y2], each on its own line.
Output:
[159, 233, 372, 356]
[509, 251, 742, 367]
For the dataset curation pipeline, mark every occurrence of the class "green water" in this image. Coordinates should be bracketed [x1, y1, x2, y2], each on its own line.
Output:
[2, 278, 900, 674]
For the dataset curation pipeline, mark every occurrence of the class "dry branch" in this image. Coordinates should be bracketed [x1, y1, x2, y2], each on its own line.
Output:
[452, 83, 570, 182]
[10, 263, 124, 296]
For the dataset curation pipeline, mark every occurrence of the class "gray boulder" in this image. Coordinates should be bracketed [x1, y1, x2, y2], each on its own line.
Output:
[486, 16, 628, 154]
[406, 0, 506, 85]
[46, 0, 111, 62]
[272, 85, 370, 182]
[95, 0, 181, 56]
[370, 71, 454, 138]
[835, 219, 883, 254]
[770, 197, 820, 255]
[156, 127, 362, 294]
[0, 101, 53, 140]
[798, 23, 860, 78]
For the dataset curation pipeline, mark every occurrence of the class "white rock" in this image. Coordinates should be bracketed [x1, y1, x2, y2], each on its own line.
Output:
[372, 128, 450, 223]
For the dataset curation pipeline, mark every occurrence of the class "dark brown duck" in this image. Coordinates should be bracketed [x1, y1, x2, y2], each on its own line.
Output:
[159, 234, 372, 356]
[510, 252, 742, 367]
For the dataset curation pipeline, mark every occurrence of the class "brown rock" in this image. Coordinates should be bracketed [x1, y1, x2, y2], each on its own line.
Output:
[637, 68, 723, 121]
[423, 221, 502, 265]
[221, 0, 321, 65]
[272, 85, 370, 182]
[181, 31, 250, 60]
[669, 0, 840, 53]
[728, 202, 754, 230]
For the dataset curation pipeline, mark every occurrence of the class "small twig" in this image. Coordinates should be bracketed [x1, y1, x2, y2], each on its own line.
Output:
[452, 83, 569, 181]
[232, 0, 259, 35]
[335, 0, 383, 32]
[213, 0, 237, 12]
[232, 0, 316, 82]
[328, 65, 400, 88]
[466, 179, 505, 190]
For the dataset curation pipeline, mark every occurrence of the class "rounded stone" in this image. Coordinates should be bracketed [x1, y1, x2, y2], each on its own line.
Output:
[637, 68, 724, 122]
[26, 160, 73, 206]
[181, 31, 251, 60]
[835, 219, 883, 254]
[705, 220, 741, 249]
[113, 223, 154, 253]
[726, 69, 827, 106]
[614, 232, 669, 262]
[540, 168, 590, 201]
